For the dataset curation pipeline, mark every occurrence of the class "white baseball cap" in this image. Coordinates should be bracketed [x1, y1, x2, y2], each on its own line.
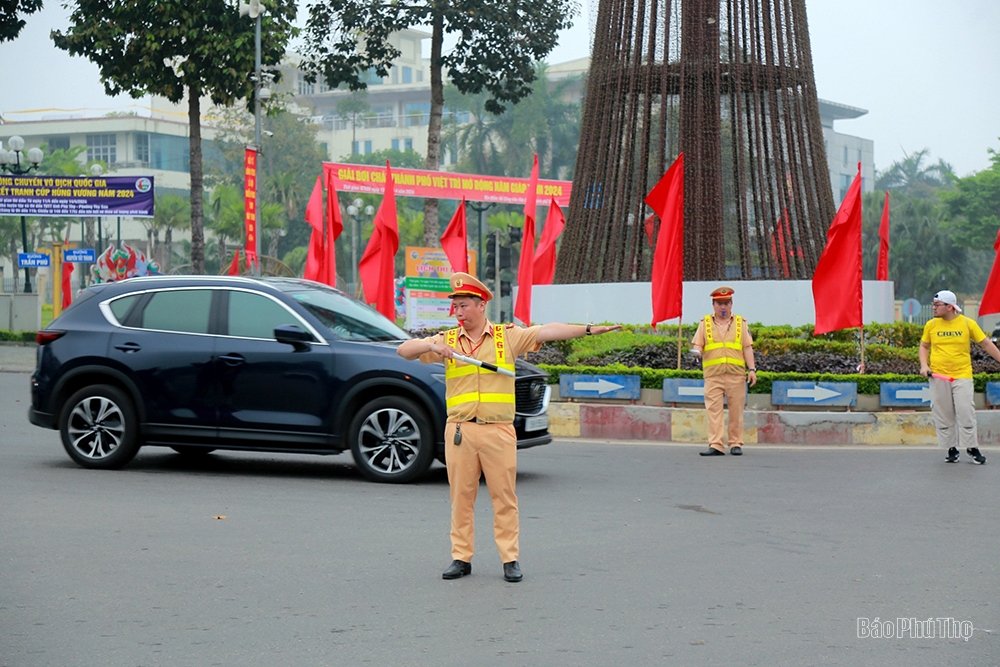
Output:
[933, 290, 962, 313]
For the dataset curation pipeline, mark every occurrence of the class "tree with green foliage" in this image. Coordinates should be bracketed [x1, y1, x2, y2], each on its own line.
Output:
[0, 0, 42, 42]
[941, 143, 1000, 250]
[874, 148, 954, 199]
[301, 0, 576, 246]
[52, 0, 298, 274]
[335, 90, 371, 149]
[152, 194, 190, 273]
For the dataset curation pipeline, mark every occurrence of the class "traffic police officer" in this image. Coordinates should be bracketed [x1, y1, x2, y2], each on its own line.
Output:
[690, 286, 757, 456]
[398, 272, 619, 582]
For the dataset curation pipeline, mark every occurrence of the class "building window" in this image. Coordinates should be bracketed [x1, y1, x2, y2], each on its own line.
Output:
[391, 139, 400, 151]
[352, 141, 359, 155]
[405, 138, 413, 151]
[364, 140, 373, 154]
[46, 136, 70, 152]
[404, 102, 430, 126]
[297, 72, 315, 96]
[416, 70, 423, 83]
[135, 133, 150, 164]
[839, 173, 851, 202]
[361, 68, 383, 86]
[86, 134, 116, 164]
[402, 66, 413, 84]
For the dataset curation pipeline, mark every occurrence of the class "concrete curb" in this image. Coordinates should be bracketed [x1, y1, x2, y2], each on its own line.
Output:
[547, 402, 1000, 446]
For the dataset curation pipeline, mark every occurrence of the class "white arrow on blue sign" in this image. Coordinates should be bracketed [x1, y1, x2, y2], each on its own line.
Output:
[880, 382, 931, 407]
[662, 378, 708, 403]
[559, 374, 641, 400]
[772, 381, 857, 406]
[17, 252, 50, 268]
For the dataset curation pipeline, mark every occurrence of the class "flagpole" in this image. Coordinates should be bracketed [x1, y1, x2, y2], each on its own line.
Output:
[676, 317, 682, 370]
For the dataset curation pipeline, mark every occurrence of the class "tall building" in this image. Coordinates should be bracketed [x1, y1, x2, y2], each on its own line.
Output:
[818, 99, 875, 202]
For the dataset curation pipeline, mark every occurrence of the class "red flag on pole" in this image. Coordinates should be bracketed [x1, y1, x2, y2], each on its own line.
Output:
[643, 213, 655, 247]
[318, 170, 343, 287]
[61, 249, 73, 310]
[304, 175, 324, 281]
[646, 153, 685, 326]
[227, 248, 242, 276]
[812, 163, 863, 334]
[358, 161, 399, 320]
[440, 198, 469, 274]
[876, 191, 890, 281]
[977, 228, 1000, 316]
[514, 154, 539, 325]
[532, 199, 566, 285]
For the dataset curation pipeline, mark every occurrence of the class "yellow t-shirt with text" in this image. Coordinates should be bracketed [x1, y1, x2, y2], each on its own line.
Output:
[921, 315, 985, 379]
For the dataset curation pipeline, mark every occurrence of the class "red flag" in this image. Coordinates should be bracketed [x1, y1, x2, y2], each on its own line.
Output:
[61, 259, 73, 310]
[358, 161, 399, 320]
[533, 199, 566, 285]
[812, 163, 863, 334]
[317, 170, 343, 287]
[777, 208, 790, 278]
[646, 153, 685, 326]
[304, 175, 324, 281]
[876, 191, 890, 281]
[978, 228, 1000, 316]
[643, 213, 655, 247]
[514, 154, 539, 325]
[227, 248, 242, 276]
[440, 198, 468, 273]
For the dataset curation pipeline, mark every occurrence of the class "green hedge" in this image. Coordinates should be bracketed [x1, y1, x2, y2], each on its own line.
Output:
[0, 330, 37, 343]
[538, 364, 1000, 395]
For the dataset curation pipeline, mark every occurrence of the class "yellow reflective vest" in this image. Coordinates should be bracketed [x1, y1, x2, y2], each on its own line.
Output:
[701, 314, 746, 376]
[443, 325, 516, 422]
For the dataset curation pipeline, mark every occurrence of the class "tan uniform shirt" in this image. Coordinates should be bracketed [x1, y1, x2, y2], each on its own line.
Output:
[419, 321, 542, 423]
[691, 315, 754, 377]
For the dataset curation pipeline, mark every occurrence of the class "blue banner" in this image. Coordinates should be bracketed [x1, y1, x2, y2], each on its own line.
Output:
[0, 175, 154, 218]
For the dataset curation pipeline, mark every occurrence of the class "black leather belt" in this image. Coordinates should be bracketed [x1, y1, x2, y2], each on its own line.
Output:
[466, 417, 483, 423]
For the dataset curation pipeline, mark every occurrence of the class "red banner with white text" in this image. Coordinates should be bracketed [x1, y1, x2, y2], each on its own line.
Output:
[244, 148, 258, 264]
[323, 162, 572, 207]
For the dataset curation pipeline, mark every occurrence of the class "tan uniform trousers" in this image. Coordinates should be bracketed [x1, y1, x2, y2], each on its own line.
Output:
[705, 372, 747, 453]
[443, 421, 519, 563]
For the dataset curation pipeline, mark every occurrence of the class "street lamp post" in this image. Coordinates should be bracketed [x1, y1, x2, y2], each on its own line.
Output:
[346, 198, 374, 293]
[0, 135, 44, 292]
[467, 201, 495, 278]
[240, 0, 269, 277]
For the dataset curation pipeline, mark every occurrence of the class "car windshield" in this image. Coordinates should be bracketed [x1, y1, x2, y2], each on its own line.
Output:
[285, 284, 409, 342]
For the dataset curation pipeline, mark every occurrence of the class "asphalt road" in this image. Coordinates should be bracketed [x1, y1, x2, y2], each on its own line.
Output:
[1, 370, 998, 667]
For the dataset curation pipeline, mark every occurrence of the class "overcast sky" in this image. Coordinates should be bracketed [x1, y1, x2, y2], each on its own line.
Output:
[1, 0, 997, 177]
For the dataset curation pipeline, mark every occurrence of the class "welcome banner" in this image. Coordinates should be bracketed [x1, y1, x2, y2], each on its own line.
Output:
[244, 148, 258, 264]
[0, 175, 154, 217]
[324, 162, 572, 207]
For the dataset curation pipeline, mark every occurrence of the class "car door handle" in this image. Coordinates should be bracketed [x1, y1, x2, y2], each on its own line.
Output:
[114, 342, 142, 353]
[218, 353, 246, 367]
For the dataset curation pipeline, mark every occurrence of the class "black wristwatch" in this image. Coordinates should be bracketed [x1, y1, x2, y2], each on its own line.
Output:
[586, 323, 593, 335]
[747, 368, 756, 372]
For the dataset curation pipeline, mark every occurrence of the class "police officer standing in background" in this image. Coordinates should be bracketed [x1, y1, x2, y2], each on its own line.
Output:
[690, 286, 757, 456]
[398, 272, 619, 582]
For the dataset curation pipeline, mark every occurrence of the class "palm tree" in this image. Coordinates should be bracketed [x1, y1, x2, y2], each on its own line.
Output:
[206, 185, 245, 270]
[259, 202, 287, 259]
[154, 194, 191, 273]
[875, 149, 954, 198]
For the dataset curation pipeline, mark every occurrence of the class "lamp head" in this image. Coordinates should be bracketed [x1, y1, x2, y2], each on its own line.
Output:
[90, 163, 104, 177]
[8, 136, 24, 152]
[27, 147, 43, 165]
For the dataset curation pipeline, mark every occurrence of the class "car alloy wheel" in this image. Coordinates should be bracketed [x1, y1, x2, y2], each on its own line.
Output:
[59, 384, 140, 469]
[348, 396, 435, 483]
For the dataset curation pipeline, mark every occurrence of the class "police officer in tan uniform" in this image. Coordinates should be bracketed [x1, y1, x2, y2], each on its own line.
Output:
[690, 286, 757, 456]
[398, 272, 619, 582]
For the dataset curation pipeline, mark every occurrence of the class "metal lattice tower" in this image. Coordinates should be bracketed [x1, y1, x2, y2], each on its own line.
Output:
[555, 0, 836, 283]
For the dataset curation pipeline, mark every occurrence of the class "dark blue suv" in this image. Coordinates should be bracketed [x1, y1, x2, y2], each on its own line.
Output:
[28, 276, 551, 483]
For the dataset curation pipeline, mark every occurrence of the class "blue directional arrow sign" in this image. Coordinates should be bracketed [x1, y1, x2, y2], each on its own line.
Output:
[880, 382, 932, 407]
[772, 381, 857, 406]
[63, 248, 96, 263]
[986, 382, 1000, 407]
[17, 252, 50, 268]
[559, 374, 641, 400]
[662, 378, 708, 403]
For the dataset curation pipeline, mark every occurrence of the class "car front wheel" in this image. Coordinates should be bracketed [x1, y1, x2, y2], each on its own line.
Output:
[59, 384, 140, 469]
[347, 396, 435, 483]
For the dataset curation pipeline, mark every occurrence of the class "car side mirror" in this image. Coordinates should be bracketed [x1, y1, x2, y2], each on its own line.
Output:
[274, 324, 313, 350]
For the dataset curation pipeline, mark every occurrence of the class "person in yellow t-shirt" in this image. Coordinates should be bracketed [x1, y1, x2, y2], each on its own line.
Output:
[919, 290, 1000, 464]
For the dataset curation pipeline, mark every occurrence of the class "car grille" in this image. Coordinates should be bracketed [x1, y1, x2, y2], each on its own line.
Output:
[515, 376, 546, 415]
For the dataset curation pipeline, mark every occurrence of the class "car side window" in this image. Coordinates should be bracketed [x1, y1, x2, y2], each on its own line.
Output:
[139, 290, 212, 334]
[228, 291, 299, 340]
[108, 294, 141, 324]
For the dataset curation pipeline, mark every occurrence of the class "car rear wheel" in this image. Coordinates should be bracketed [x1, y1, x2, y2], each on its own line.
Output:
[59, 384, 140, 470]
[348, 396, 435, 483]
